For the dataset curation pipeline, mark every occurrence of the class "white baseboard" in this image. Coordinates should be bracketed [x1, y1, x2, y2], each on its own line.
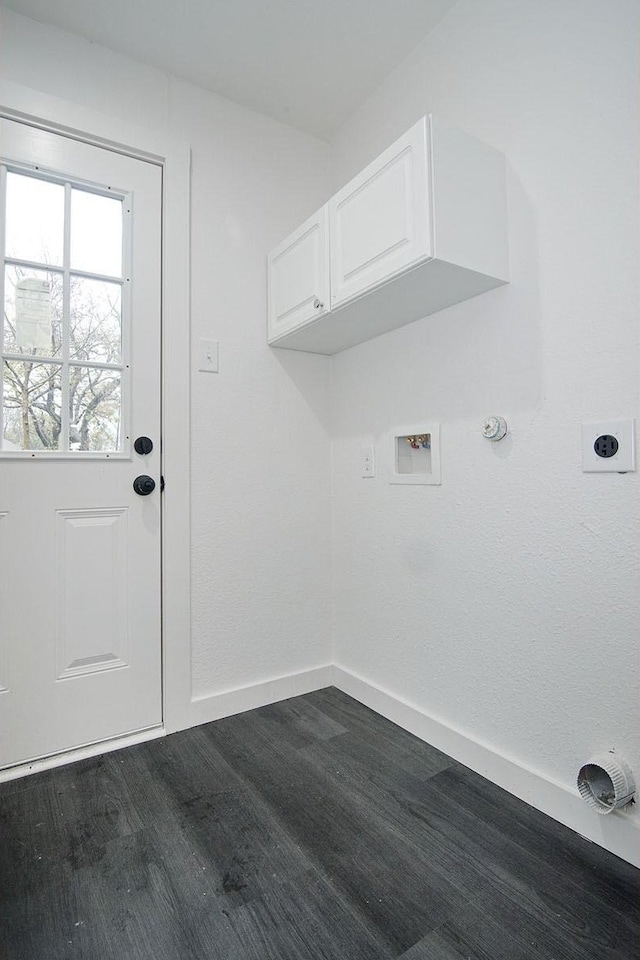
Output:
[0, 725, 165, 784]
[333, 665, 640, 869]
[3, 663, 637, 869]
[0, 664, 333, 785]
[187, 663, 334, 728]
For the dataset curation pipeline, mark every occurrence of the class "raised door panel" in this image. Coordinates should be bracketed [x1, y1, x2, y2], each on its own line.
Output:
[55, 508, 129, 680]
[268, 206, 329, 342]
[329, 117, 432, 308]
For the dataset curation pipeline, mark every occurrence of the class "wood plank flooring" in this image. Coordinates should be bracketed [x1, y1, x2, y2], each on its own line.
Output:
[0, 687, 638, 959]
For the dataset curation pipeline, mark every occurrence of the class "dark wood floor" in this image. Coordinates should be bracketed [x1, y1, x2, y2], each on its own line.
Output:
[0, 687, 638, 959]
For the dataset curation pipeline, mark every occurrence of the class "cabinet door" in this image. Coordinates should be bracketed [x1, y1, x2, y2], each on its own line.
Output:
[329, 118, 432, 308]
[267, 206, 329, 342]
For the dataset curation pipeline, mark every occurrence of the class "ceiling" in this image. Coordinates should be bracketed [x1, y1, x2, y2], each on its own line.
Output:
[2, 0, 458, 139]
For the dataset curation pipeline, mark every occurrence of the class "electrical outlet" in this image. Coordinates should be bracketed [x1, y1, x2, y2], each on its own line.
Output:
[582, 419, 636, 472]
[361, 445, 375, 478]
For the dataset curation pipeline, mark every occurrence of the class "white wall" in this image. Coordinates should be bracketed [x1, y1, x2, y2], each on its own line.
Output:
[0, 10, 334, 711]
[329, 0, 640, 857]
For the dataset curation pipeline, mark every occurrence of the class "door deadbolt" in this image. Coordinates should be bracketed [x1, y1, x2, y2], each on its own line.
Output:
[133, 475, 156, 496]
[134, 436, 153, 455]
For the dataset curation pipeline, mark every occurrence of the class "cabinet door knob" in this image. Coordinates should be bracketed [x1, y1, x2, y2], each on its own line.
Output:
[313, 297, 324, 309]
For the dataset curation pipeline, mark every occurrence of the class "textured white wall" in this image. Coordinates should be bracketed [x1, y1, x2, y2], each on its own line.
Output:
[329, 0, 640, 808]
[171, 81, 333, 696]
[0, 10, 333, 701]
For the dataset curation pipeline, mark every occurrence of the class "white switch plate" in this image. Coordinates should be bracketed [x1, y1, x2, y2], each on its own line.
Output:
[361, 445, 375, 478]
[582, 419, 636, 472]
[197, 339, 219, 373]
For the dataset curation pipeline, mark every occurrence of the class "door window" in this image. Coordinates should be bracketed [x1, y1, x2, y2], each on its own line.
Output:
[0, 166, 129, 455]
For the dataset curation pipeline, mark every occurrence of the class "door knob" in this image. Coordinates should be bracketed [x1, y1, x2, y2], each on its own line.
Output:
[134, 436, 153, 455]
[133, 475, 156, 496]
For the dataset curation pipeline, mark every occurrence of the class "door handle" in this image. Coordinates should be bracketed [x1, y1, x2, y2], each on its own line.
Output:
[133, 475, 156, 496]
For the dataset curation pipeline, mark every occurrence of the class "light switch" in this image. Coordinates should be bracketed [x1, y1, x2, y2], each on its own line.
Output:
[361, 445, 375, 478]
[198, 339, 219, 373]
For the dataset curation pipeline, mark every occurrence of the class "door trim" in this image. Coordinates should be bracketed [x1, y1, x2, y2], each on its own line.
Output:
[0, 79, 193, 743]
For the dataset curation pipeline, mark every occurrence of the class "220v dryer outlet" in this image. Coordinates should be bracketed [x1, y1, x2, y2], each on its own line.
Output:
[582, 419, 636, 473]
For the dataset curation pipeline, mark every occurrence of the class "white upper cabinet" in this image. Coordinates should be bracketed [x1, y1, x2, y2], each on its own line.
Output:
[267, 205, 329, 341]
[329, 119, 432, 308]
[267, 116, 509, 354]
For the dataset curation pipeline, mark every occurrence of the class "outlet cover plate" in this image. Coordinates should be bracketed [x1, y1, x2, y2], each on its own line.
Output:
[361, 445, 375, 478]
[582, 419, 636, 472]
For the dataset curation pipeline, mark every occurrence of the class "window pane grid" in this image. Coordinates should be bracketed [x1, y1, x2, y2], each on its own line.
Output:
[3, 265, 63, 357]
[0, 165, 6, 453]
[4, 257, 64, 273]
[61, 180, 71, 452]
[1, 165, 127, 455]
[3, 353, 123, 371]
[5, 257, 123, 286]
[5, 170, 64, 266]
[2, 359, 63, 451]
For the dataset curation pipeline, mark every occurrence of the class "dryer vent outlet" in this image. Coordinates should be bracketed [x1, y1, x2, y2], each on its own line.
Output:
[577, 752, 635, 815]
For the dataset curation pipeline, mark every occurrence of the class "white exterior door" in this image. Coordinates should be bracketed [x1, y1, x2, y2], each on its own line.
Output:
[0, 119, 162, 768]
[329, 117, 432, 308]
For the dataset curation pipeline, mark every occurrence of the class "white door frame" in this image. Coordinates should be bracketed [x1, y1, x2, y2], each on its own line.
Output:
[0, 80, 193, 764]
